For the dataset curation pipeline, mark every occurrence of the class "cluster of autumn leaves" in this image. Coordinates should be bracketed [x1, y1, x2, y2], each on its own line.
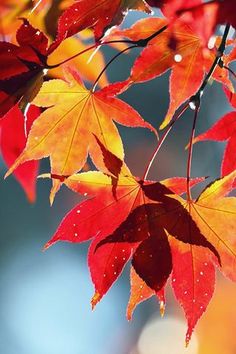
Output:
[1, 0, 236, 344]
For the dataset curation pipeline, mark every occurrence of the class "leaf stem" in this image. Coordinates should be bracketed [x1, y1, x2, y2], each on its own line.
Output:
[143, 103, 189, 180]
[91, 25, 168, 91]
[46, 25, 168, 69]
[189, 23, 230, 107]
[186, 106, 199, 201]
[46, 43, 99, 69]
[134, 25, 168, 47]
[185, 24, 230, 200]
[223, 65, 236, 79]
[91, 45, 138, 92]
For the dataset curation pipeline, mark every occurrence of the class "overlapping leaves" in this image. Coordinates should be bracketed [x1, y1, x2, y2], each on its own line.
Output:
[1, 0, 236, 346]
[6, 66, 156, 200]
[108, 17, 233, 128]
[43, 146, 236, 343]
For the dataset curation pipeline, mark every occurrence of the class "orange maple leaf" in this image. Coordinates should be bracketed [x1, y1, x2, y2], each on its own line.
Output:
[6, 67, 156, 201]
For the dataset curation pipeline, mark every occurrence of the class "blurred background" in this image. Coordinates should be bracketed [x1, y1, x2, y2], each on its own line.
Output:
[1, 4, 236, 354]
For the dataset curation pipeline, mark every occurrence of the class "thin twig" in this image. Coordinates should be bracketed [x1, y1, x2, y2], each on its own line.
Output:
[142, 103, 189, 180]
[91, 45, 138, 92]
[186, 106, 199, 201]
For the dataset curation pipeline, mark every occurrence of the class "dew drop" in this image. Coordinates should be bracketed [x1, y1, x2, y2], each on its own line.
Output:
[184, 291, 188, 295]
[77, 210, 80, 214]
[200, 271, 204, 276]
[207, 35, 216, 49]
[74, 233, 78, 237]
[84, 192, 88, 196]
[114, 272, 117, 275]
[189, 101, 196, 110]
[174, 54, 182, 62]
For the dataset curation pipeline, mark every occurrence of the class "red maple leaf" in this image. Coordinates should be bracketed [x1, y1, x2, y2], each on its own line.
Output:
[194, 89, 236, 186]
[0, 104, 40, 201]
[49, 0, 151, 52]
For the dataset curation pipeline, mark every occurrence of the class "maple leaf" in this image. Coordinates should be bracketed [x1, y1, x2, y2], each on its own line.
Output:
[102, 171, 236, 342]
[110, 17, 233, 129]
[6, 67, 156, 201]
[0, 19, 49, 118]
[49, 0, 152, 52]
[194, 89, 236, 185]
[170, 236, 215, 345]
[165, 171, 236, 342]
[88, 143, 236, 342]
[42, 138, 209, 308]
[0, 104, 40, 202]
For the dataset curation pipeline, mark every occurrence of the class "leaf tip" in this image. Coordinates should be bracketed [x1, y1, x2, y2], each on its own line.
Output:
[159, 118, 169, 131]
[4, 169, 11, 180]
[126, 303, 134, 321]
[185, 328, 192, 348]
[26, 190, 36, 204]
[42, 241, 52, 251]
[159, 300, 165, 317]
[91, 292, 102, 310]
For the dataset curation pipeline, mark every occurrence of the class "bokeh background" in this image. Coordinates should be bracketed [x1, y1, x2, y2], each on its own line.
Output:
[1, 7, 236, 354]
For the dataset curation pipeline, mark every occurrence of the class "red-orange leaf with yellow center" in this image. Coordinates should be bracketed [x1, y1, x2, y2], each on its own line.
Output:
[188, 171, 236, 282]
[6, 67, 155, 200]
[43, 153, 208, 307]
[162, 171, 236, 343]
[92, 156, 236, 341]
[112, 17, 233, 128]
